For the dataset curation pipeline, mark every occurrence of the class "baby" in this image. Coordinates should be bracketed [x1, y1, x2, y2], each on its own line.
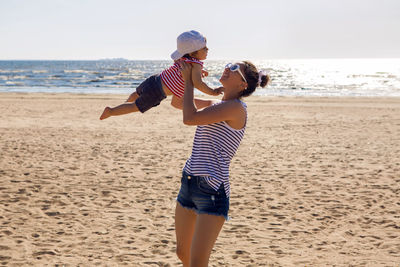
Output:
[100, 30, 221, 120]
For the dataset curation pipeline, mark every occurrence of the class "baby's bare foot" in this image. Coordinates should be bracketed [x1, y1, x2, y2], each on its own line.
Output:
[100, 107, 112, 120]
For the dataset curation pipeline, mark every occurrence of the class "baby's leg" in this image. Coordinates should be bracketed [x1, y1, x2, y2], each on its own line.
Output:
[126, 91, 139, 102]
[99, 102, 139, 120]
[99, 75, 166, 120]
[134, 75, 166, 113]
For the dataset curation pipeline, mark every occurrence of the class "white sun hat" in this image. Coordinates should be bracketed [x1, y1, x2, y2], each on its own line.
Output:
[170, 30, 207, 60]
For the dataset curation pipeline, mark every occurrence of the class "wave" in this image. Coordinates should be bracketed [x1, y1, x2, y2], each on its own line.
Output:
[32, 70, 48, 74]
[64, 70, 92, 74]
[5, 81, 25, 86]
[0, 69, 25, 73]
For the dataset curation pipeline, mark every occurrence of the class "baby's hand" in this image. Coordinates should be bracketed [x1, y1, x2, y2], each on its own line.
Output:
[211, 87, 224, 95]
[201, 69, 209, 78]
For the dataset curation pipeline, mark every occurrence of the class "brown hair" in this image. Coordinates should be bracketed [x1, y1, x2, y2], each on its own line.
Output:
[240, 61, 270, 98]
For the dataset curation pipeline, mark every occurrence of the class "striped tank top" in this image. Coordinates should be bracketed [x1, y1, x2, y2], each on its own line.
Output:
[183, 100, 247, 198]
[160, 57, 203, 98]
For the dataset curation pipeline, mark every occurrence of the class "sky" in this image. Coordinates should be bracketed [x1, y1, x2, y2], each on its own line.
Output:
[0, 0, 399, 60]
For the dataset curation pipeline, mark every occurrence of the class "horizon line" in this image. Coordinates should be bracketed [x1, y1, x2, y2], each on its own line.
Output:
[1, 57, 400, 61]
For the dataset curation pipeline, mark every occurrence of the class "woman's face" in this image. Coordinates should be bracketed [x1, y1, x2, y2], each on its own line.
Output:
[219, 62, 247, 91]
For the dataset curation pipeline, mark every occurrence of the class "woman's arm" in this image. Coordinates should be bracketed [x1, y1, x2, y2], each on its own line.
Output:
[181, 62, 245, 127]
[170, 95, 217, 110]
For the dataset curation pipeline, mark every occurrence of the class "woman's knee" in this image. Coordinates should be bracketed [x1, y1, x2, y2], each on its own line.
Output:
[176, 245, 190, 263]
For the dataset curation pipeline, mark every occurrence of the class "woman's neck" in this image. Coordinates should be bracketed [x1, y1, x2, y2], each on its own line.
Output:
[222, 92, 240, 101]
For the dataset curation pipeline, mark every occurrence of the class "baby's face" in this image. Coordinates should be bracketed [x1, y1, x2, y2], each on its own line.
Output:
[194, 46, 208, 60]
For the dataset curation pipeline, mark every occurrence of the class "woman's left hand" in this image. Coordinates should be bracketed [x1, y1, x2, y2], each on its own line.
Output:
[178, 60, 192, 82]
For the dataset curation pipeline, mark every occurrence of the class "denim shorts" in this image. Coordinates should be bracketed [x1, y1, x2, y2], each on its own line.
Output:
[177, 171, 230, 220]
[135, 74, 166, 113]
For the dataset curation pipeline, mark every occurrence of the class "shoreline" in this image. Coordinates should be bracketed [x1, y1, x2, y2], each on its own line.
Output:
[1, 91, 400, 99]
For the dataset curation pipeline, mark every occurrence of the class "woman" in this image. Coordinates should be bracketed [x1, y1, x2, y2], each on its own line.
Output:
[176, 60, 270, 266]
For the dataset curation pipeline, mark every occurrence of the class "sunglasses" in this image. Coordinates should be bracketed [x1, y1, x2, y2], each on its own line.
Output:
[225, 63, 247, 83]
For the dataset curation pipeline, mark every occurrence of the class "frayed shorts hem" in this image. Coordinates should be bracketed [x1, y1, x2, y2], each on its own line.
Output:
[176, 199, 230, 221]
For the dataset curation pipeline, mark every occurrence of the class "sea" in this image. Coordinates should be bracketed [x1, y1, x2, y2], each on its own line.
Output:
[1, 58, 399, 97]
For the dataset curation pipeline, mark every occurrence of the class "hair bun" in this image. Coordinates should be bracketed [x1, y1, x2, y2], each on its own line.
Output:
[258, 70, 270, 88]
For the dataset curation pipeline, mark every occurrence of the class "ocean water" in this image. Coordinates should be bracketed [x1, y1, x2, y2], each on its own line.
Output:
[0, 59, 399, 97]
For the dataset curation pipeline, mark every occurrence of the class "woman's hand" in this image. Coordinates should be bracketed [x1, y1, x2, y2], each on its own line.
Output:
[178, 60, 193, 83]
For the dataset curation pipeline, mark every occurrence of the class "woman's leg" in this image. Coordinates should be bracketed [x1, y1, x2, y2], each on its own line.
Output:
[175, 203, 197, 266]
[190, 214, 225, 267]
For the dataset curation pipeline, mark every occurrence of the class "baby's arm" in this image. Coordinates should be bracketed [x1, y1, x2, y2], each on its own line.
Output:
[191, 64, 221, 96]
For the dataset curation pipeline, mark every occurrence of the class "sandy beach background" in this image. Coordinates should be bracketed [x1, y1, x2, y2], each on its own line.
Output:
[0, 93, 399, 266]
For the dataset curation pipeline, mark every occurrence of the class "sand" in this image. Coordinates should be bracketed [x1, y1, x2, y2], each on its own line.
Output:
[0, 93, 399, 266]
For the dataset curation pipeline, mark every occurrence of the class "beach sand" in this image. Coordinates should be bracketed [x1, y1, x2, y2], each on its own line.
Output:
[0, 93, 399, 266]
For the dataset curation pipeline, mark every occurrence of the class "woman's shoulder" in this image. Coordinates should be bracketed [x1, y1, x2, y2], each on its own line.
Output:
[212, 99, 247, 121]
[218, 99, 247, 110]
[217, 99, 247, 130]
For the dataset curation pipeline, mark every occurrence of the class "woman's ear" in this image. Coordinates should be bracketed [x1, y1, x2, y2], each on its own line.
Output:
[240, 82, 248, 90]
